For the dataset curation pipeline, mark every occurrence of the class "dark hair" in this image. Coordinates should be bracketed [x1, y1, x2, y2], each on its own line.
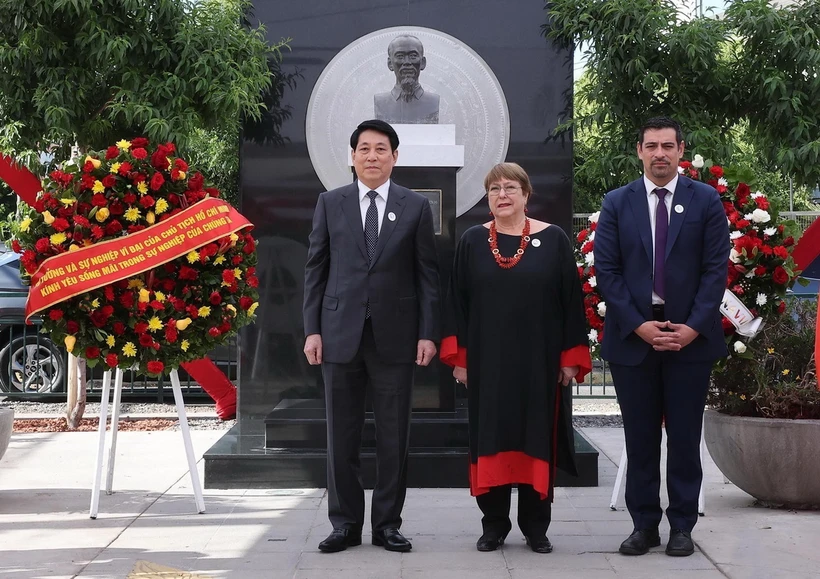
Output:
[350, 119, 399, 151]
[638, 117, 684, 145]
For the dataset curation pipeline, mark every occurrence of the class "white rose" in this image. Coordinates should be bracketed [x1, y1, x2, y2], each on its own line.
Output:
[588, 231, 595, 241]
[756, 293, 768, 306]
[588, 211, 600, 224]
[763, 227, 777, 236]
[597, 302, 607, 317]
[588, 329, 598, 343]
[751, 192, 763, 199]
[692, 154, 705, 169]
[733, 341, 747, 354]
[588, 275, 597, 288]
[584, 251, 594, 266]
[730, 248, 742, 263]
[751, 209, 771, 223]
[729, 231, 743, 240]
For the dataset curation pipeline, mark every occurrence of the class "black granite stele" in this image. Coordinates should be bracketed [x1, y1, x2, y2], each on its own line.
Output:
[206, 399, 598, 489]
[202, 0, 593, 490]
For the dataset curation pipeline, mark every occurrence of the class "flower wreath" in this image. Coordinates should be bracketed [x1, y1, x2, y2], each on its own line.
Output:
[575, 155, 801, 360]
[10, 139, 259, 376]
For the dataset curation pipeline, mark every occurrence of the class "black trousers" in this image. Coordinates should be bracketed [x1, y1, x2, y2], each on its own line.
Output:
[476, 484, 552, 539]
[322, 319, 415, 532]
[610, 349, 711, 532]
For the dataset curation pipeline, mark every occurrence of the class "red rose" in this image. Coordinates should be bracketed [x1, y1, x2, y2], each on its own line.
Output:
[778, 301, 786, 314]
[784, 236, 795, 247]
[105, 221, 124, 236]
[577, 229, 589, 243]
[134, 321, 149, 334]
[139, 333, 154, 347]
[86, 346, 101, 359]
[179, 266, 198, 281]
[149, 172, 165, 191]
[82, 161, 95, 173]
[165, 327, 178, 343]
[147, 361, 164, 374]
[49, 309, 64, 321]
[105, 146, 119, 159]
[205, 187, 220, 198]
[778, 224, 785, 234]
[721, 317, 734, 334]
[755, 197, 770, 210]
[90, 310, 109, 328]
[92, 193, 108, 207]
[74, 215, 90, 228]
[709, 165, 724, 178]
[131, 137, 149, 148]
[35, 238, 50, 253]
[688, 169, 699, 179]
[66, 321, 79, 334]
[113, 322, 126, 335]
[209, 291, 222, 305]
[773, 246, 789, 260]
[239, 296, 254, 310]
[760, 245, 773, 256]
[679, 161, 692, 169]
[119, 291, 135, 308]
[123, 193, 137, 205]
[174, 158, 189, 172]
[109, 201, 124, 216]
[127, 225, 146, 234]
[582, 282, 594, 294]
[187, 305, 199, 319]
[102, 175, 116, 188]
[735, 182, 750, 199]
[52, 217, 70, 232]
[208, 327, 221, 338]
[131, 148, 147, 160]
[118, 161, 132, 176]
[151, 149, 170, 170]
[140, 195, 155, 208]
[773, 266, 789, 285]
[735, 219, 751, 229]
[754, 265, 767, 276]
[106, 353, 119, 367]
[188, 172, 205, 191]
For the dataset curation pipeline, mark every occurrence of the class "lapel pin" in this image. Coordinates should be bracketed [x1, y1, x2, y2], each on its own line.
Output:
[388, 212, 396, 222]
[531, 239, 541, 248]
[674, 204, 684, 214]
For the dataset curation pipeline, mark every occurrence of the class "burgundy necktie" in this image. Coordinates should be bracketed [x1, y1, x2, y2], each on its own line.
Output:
[654, 188, 669, 299]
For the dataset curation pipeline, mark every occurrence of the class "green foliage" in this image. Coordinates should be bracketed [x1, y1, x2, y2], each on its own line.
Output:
[545, 0, 820, 208]
[185, 126, 240, 208]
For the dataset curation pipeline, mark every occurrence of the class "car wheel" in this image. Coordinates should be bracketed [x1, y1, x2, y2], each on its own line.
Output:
[0, 335, 66, 393]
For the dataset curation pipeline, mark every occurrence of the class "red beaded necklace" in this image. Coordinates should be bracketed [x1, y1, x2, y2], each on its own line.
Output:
[488, 218, 531, 269]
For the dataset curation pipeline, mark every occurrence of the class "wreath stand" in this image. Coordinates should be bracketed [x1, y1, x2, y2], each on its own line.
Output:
[88, 367, 205, 518]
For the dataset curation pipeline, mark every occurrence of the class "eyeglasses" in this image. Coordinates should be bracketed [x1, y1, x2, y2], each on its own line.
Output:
[487, 185, 522, 196]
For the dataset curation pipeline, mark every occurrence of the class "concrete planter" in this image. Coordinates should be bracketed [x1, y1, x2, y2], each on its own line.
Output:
[0, 407, 12, 462]
[704, 409, 820, 508]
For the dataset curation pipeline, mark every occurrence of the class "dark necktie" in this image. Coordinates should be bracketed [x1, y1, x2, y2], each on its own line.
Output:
[364, 190, 378, 317]
[654, 187, 669, 300]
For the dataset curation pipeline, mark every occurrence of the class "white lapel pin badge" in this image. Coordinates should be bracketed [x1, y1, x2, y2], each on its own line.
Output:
[388, 212, 396, 222]
[674, 204, 684, 214]
[531, 238, 541, 248]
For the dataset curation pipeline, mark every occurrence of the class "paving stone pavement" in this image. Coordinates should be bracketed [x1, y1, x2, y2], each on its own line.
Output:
[1, 427, 818, 578]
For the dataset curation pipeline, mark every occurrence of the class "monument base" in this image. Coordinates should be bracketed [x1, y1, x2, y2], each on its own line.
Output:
[204, 399, 599, 489]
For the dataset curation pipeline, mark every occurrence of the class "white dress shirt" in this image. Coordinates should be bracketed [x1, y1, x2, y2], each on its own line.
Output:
[643, 174, 678, 305]
[357, 179, 390, 234]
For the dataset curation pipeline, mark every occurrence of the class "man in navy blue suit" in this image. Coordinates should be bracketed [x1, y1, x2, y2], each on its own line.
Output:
[595, 117, 729, 557]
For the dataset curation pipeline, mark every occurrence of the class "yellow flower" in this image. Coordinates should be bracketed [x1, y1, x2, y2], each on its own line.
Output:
[137, 181, 148, 195]
[122, 342, 137, 357]
[95, 207, 110, 222]
[155, 198, 169, 214]
[68, 244, 80, 252]
[138, 288, 150, 303]
[230, 233, 239, 246]
[145, 211, 156, 225]
[127, 278, 144, 289]
[42, 211, 55, 225]
[116, 139, 131, 150]
[92, 180, 105, 193]
[214, 255, 226, 265]
[59, 197, 76, 206]
[106, 335, 116, 348]
[147, 316, 163, 332]
[181, 339, 190, 352]
[154, 291, 166, 303]
[50, 233, 67, 245]
[20, 217, 31, 232]
[176, 318, 192, 330]
[110, 162, 121, 174]
[91, 298, 100, 308]
[740, 394, 747, 400]
[233, 268, 243, 280]
[226, 304, 237, 316]
[248, 302, 259, 316]
[64, 335, 76, 353]
[85, 155, 101, 169]
[198, 306, 211, 318]
[124, 207, 141, 222]
[782, 369, 790, 376]
[767, 348, 775, 354]
[174, 170, 186, 181]
[187, 250, 199, 263]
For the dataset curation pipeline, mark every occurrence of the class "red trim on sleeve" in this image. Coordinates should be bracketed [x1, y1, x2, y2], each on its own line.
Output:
[440, 335, 467, 367]
[470, 451, 550, 500]
[560, 344, 592, 383]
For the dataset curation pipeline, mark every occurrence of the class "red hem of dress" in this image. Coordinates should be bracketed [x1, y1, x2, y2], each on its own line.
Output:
[469, 451, 550, 500]
[440, 335, 467, 367]
[560, 344, 593, 383]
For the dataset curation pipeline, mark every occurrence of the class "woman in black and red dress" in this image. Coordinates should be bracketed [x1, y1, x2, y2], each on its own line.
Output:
[441, 162, 591, 553]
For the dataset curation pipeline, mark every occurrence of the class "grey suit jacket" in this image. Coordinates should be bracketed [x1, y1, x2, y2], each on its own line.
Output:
[303, 181, 441, 364]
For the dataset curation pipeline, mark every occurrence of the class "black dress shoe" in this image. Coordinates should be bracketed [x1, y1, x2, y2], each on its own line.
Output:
[372, 528, 412, 552]
[618, 528, 661, 555]
[666, 529, 695, 557]
[318, 528, 362, 553]
[476, 532, 506, 552]
[525, 535, 553, 554]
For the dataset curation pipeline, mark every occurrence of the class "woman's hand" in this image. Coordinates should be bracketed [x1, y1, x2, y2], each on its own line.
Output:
[453, 366, 467, 387]
[558, 365, 579, 386]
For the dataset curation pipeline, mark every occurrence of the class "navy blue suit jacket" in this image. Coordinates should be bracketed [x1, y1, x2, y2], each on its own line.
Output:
[595, 175, 730, 365]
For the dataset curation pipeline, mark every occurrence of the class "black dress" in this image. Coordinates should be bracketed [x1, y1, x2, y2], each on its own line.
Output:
[441, 224, 591, 500]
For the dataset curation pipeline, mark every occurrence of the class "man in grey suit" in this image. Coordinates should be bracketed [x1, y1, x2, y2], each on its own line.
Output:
[303, 119, 441, 553]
